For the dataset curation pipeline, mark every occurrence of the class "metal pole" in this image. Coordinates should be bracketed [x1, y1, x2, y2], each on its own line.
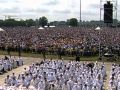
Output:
[100, 0, 102, 22]
[99, 30, 101, 59]
[99, 0, 102, 60]
[116, 0, 118, 28]
[80, 0, 81, 27]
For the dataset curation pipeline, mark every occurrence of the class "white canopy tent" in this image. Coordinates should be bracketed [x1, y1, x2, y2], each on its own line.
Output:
[95, 26, 101, 31]
[38, 27, 44, 30]
[44, 26, 48, 28]
[0, 28, 5, 32]
[49, 26, 56, 28]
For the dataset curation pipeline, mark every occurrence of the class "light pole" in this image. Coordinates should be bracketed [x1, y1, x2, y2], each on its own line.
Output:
[80, 0, 82, 27]
[95, 26, 102, 60]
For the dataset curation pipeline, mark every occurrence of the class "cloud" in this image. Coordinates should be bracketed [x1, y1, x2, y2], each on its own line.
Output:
[0, 7, 20, 14]
[36, 8, 49, 13]
[53, 10, 71, 14]
[88, 4, 99, 9]
[27, 8, 49, 13]
[43, 0, 59, 6]
[0, 0, 119, 21]
[0, 0, 19, 3]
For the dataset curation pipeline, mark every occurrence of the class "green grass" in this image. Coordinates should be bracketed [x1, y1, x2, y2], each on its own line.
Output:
[0, 50, 119, 62]
[0, 50, 99, 61]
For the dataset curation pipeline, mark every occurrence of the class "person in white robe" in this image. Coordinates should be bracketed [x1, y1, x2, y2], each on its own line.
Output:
[37, 80, 45, 90]
[62, 81, 69, 90]
[5, 75, 12, 86]
[82, 84, 89, 90]
[67, 79, 74, 90]
[109, 82, 116, 90]
[22, 77, 30, 88]
[72, 83, 82, 90]
[11, 77, 18, 87]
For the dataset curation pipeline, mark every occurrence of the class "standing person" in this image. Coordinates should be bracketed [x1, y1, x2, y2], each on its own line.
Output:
[67, 78, 74, 90]
[62, 81, 69, 90]
[57, 47, 62, 59]
[42, 47, 46, 61]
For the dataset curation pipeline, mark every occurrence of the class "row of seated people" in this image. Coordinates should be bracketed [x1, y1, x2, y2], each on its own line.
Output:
[1, 60, 106, 90]
[0, 56, 23, 74]
[109, 63, 120, 90]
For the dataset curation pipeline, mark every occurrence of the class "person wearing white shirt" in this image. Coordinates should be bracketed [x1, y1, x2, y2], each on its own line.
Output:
[62, 81, 69, 90]
[72, 82, 82, 90]
[91, 85, 99, 90]
[82, 84, 90, 90]
[47, 73, 56, 82]
[109, 82, 116, 90]
[22, 77, 30, 88]
[18, 57, 23, 66]
[0, 63, 3, 74]
[117, 81, 120, 90]
[37, 80, 45, 90]
[11, 77, 18, 87]
[67, 79, 74, 90]
[5, 75, 12, 86]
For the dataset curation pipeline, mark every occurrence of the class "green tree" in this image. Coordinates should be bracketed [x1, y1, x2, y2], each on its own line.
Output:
[67, 18, 78, 27]
[25, 19, 35, 27]
[18, 20, 26, 26]
[39, 16, 48, 27]
[4, 19, 16, 26]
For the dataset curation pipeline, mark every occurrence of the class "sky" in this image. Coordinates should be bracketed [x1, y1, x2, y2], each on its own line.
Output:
[0, 0, 119, 21]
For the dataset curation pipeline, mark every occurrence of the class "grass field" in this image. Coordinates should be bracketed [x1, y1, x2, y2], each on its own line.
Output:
[0, 50, 119, 63]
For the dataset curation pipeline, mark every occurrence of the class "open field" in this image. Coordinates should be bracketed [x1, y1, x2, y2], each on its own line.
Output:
[0, 50, 119, 62]
[0, 55, 116, 90]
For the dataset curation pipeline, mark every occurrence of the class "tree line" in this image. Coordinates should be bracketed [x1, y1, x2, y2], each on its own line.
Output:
[0, 16, 120, 27]
[0, 16, 48, 27]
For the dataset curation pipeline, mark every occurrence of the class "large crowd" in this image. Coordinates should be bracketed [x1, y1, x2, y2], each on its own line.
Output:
[0, 56, 23, 74]
[0, 27, 119, 56]
[2, 60, 106, 90]
[109, 63, 120, 90]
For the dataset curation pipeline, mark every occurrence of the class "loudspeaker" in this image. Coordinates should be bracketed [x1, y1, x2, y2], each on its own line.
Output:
[104, 1, 113, 23]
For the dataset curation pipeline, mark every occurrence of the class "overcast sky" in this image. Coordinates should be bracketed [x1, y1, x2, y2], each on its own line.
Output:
[0, 0, 119, 21]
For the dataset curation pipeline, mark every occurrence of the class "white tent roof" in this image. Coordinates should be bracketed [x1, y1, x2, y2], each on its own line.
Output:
[44, 26, 48, 28]
[38, 27, 44, 30]
[0, 28, 5, 32]
[50, 26, 55, 28]
[95, 26, 101, 31]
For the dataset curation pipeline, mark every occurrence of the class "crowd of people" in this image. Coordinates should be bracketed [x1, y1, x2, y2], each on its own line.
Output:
[109, 63, 120, 90]
[0, 27, 119, 57]
[0, 56, 23, 74]
[2, 60, 106, 90]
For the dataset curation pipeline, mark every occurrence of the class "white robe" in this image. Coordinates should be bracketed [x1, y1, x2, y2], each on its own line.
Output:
[37, 81, 45, 90]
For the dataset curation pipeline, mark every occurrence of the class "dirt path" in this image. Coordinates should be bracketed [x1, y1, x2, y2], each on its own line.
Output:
[104, 62, 112, 90]
[0, 65, 28, 85]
